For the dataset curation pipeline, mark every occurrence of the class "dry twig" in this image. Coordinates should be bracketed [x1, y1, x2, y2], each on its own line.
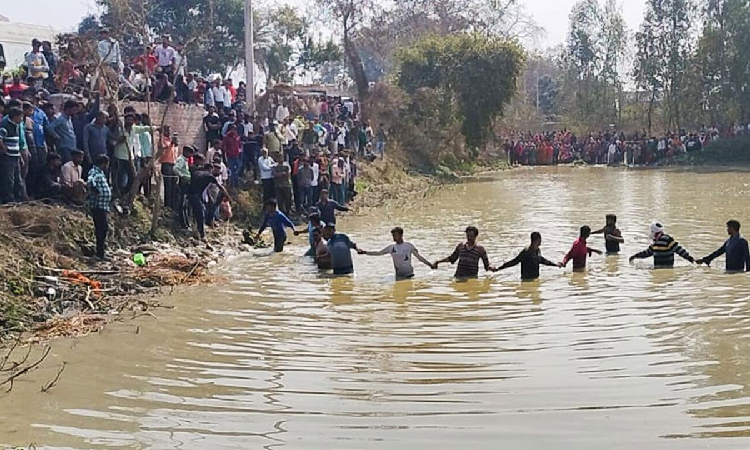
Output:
[1, 347, 52, 392]
[41, 362, 67, 393]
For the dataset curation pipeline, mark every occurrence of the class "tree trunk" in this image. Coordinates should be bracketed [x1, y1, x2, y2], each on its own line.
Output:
[647, 89, 655, 136]
[149, 173, 163, 237]
[343, 25, 369, 118]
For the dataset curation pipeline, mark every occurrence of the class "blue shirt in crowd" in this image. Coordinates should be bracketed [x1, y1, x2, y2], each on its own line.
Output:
[31, 107, 49, 149]
[49, 113, 76, 152]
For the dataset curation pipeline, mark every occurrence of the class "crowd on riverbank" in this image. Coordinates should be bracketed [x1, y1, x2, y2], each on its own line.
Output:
[0, 27, 394, 264]
[504, 126, 750, 166]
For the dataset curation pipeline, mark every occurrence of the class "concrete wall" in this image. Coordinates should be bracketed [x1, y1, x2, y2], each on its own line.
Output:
[0, 17, 57, 69]
[121, 101, 206, 150]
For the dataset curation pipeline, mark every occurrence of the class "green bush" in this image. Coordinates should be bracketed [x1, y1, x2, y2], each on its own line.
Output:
[698, 137, 750, 163]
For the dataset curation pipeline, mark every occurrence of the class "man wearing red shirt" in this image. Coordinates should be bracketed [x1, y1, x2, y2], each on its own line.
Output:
[133, 45, 158, 74]
[561, 226, 602, 271]
[4, 76, 29, 100]
[222, 123, 242, 188]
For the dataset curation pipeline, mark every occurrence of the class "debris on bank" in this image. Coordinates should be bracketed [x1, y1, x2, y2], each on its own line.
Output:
[0, 202, 240, 343]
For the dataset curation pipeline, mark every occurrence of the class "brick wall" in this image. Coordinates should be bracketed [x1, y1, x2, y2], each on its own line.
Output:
[121, 102, 206, 150]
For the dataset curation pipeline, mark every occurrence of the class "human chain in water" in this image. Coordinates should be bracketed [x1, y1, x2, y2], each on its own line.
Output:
[257, 204, 750, 280]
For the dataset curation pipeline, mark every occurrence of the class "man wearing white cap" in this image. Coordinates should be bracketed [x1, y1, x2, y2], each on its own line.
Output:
[629, 221, 694, 268]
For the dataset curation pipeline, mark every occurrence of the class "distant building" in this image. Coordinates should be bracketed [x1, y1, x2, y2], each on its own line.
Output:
[0, 13, 57, 71]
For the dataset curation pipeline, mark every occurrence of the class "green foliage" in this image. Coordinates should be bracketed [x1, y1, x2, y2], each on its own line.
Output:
[396, 34, 524, 150]
[298, 38, 343, 73]
[558, 0, 627, 129]
[633, 0, 694, 131]
[696, 137, 750, 163]
[87, 0, 339, 79]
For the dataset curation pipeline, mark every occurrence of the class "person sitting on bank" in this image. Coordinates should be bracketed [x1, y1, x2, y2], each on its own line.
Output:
[495, 232, 561, 281]
[37, 152, 63, 200]
[61, 149, 86, 205]
[434, 226, 493, 278]
[560, 226, 602, 271]
[696, 220, 750, 273]
[358, 227, 435, 279]
[256, 198, 296, 253]
[629, 222, 694, 268]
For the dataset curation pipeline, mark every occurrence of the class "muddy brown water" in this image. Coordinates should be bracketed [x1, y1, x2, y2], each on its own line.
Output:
[3, 167, 750, 449]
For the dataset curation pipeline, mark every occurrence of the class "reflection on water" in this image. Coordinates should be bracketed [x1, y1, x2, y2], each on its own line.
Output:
[4, 167, 750, 449]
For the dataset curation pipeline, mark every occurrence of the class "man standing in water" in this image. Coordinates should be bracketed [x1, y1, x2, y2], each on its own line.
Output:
[560, 226, 603, 271]
[358, 227, 435, 279]
[696, 220, 750, 272]
[317, 188, 349, 225]
[323, 223, 358, 275]
[434, 226, 493, 278]
[495, 232, 561, 281]
[592, 214, 625, 254]
[256, 199, 296, 253]
[313, 227, 332, 270]
[629, 222, 694, 268]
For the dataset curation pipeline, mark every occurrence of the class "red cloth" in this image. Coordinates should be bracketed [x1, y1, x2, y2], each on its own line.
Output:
[5, 83, 29, 100]
[222, 131, 241, 158]
[133, 54, 158, 73]
[563, 238, 590, 269]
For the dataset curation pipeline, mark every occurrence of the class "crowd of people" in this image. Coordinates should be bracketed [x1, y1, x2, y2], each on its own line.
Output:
[276, 209, 749, 280]
[0, 29, 393, 263]
[504, 125, 750, 167]
[4, 29, 750, 271]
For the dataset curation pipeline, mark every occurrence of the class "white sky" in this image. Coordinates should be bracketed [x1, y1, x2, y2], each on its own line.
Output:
[1, 0, 647, 49]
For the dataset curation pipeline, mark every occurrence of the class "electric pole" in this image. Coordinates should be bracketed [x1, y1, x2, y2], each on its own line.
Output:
[244, 0, 255, 114]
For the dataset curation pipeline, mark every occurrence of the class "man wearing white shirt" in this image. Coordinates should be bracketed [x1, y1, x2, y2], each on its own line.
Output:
[174, 42, 187, 77]
[276, 103, 290, 123]
[335, 122, 347, 155]
[358, 227, 435, 279]
[284, 117, 298, 145]
[154, 35, 177, 80]
[222, 81, 233, 111]
[258, 147, 277, 201]
[311, 157, 320, 203]
[97, 29, 122, 72]
[607, 141, 617, 166]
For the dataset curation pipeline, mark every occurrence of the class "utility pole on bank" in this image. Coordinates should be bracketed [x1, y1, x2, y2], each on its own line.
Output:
[244, 0, 255, 114]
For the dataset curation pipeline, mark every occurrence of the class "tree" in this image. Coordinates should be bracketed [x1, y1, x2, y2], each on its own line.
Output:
[557, 0, 629, 129]
[396, 34, 524, 150]
[634, 16, 662, 134]
[633, 0, 695, 132]
[318, 0, 373, 105]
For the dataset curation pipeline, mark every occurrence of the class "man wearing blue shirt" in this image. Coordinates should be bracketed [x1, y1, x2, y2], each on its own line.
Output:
[49, 100, 79, 162]
[697, 220, 750, 273]
[322, 223, 358, 275]
[256, 198, 296, 252]
[316, 188, 348, 224]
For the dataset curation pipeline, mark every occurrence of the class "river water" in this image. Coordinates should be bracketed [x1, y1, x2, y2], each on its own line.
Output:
[3, 167, 750, 449]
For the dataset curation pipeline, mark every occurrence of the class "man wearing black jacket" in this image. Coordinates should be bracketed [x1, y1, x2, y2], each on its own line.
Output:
[697, 220, 750, 273]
